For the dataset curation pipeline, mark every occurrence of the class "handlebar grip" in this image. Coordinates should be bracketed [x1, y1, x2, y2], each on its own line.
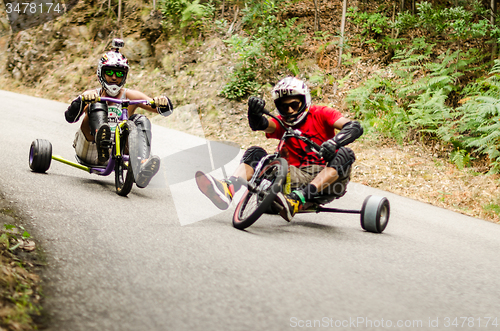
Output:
[80, 95, 101, 103]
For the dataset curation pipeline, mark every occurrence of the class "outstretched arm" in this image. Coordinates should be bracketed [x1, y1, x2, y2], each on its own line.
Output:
[320, 118, 363, 161]
[127, 89, 173, 117]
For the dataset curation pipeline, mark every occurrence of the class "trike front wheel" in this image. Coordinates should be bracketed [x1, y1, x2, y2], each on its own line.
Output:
[232, 158, 288, 230]
[115, 121, 136, 196]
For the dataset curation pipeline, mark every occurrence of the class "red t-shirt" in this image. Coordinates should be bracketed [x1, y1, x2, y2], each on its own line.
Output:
[266, 105, 343, 167]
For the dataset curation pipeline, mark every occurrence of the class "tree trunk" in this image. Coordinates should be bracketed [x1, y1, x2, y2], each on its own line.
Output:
[117, 0, 122, 23]
[492, 0, 497, 61]
[338, 0, 347, 66]
[313, 0, 320, 31]
[400, 0, 405, 13]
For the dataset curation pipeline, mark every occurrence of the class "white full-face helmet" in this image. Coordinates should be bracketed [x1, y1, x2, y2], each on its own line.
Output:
[97, 49, 129, 97]
[272, 77, 312, 126]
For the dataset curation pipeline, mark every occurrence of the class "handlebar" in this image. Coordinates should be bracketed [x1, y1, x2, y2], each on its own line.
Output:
[81, 96, 156, 108]
[262, 108, 323, 155]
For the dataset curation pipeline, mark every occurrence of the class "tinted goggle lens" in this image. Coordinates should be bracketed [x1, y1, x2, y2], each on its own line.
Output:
[277, 101, 301, 113]
[105, 69, 125, 78]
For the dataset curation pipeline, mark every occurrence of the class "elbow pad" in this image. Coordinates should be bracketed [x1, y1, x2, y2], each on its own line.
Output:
[332, 121, 363, 147]
[65, 96, 84, 123]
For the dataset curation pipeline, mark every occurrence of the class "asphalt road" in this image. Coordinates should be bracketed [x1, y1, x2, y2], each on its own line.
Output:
[1, 90, 500, 331]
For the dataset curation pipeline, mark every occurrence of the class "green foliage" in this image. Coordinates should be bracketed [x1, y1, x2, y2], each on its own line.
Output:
[393, 1, 499, 41]
[4, 224, 15, 230]
[347, 7, 392, 50]
[159, 0, 210, 31]
[346, 23, 500, 173]
[348, 8, 390, 35]
[219, 69, 259, 100]
[346, 36, 486, 154]
[453, 64, 500, 172]
[340, 52, 362, 67]
[483, 203, 500, 217]
[220, 0, 303, 100]
[450, 148, 471, 170]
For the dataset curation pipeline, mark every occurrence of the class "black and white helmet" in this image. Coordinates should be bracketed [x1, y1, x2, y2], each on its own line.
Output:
[96, 48, 129, 97]
[272, 77, 312, 126]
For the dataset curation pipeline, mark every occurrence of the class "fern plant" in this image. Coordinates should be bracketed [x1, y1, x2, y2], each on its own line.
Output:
[220, 0, 303, 100]
[159, 0, 209, 32]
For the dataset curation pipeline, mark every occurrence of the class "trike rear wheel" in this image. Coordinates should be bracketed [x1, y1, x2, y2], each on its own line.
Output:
[232, 158, 288, 230]
[360, 195, 390, 233]
[115, 121, 136, 196]
[29, 139, 52, 173]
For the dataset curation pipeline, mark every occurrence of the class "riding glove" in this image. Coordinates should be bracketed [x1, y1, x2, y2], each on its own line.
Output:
[248, 96, 269, 131]
[82, 90, 99, 103]
[154, 96, 174, 117]
[319, 140, 338, 162]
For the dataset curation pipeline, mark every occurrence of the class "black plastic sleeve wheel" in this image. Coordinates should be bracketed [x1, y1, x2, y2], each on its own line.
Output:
[360, 195, 390, 233]
[29, 139, 52, 173]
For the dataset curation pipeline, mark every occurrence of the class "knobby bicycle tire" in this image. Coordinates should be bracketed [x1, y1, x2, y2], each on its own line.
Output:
[232, 158, 288, 230]
[115, 121, 136, 196]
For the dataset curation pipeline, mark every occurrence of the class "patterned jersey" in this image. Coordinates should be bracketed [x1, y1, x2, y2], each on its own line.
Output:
[266, 105, 343, 167]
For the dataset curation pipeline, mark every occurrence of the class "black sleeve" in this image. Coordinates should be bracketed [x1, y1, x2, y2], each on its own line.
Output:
[65, 96, 84, 123]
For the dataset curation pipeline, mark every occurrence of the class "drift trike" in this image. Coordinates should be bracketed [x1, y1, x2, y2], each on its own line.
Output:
[29, 96, 158, 197]
[232, 110, 390, 233]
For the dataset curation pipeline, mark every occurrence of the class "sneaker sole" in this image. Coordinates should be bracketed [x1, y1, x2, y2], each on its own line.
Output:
[195, 171, 230, 210]
[96, 125, 111, 164]
[136, 156, 160, 188]
[275, 193, 293, 222]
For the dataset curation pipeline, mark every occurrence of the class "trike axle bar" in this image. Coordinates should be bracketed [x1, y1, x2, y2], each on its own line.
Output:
[315, 206, 361, 214]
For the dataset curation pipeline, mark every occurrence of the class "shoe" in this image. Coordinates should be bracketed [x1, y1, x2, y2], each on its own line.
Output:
[275, 192, 303, 222]
[95, 123, 111, 164]
[195, 171, 234, 210]
[135, 155, 161, 188]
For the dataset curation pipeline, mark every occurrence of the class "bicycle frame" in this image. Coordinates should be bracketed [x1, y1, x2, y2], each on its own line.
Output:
[250, 109, 360, 212]
[248, 110, 323, 187]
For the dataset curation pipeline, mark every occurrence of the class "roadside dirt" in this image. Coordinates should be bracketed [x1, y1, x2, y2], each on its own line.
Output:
[0, 194, 45, 330]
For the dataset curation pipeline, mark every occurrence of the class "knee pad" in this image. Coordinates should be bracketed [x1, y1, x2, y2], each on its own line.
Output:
[327, 147, 355, 179]
[88, 102, 108, 136]
[241, 146, 268, 169]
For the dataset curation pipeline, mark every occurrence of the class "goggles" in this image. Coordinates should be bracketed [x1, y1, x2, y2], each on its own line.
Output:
[276, 100, 302, 114]
[104, 69, 125, 78]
